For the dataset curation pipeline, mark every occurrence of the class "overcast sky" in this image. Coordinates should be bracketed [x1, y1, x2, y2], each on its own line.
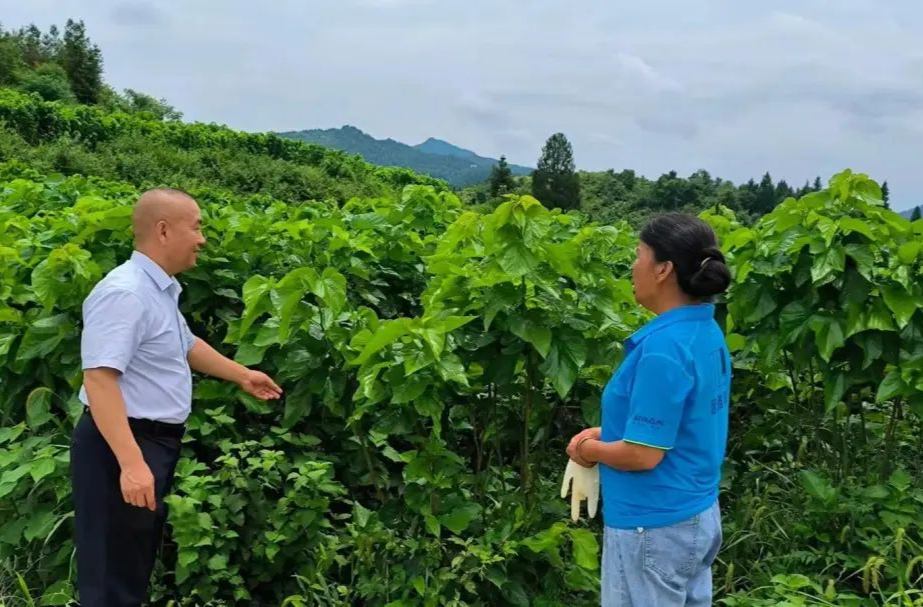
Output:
[3, 0, 922, 210]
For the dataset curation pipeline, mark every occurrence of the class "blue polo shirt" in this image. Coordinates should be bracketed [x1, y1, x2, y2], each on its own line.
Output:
[600, 303, 731, 529]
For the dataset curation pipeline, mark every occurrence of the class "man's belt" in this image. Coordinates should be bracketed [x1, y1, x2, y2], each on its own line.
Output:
[84, 407, 185, 440]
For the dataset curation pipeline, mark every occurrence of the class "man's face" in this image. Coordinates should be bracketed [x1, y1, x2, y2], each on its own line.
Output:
[167, 199, 206, 273]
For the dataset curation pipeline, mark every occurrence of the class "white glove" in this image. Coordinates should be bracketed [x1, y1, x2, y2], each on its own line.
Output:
[561, 458, 599, 522]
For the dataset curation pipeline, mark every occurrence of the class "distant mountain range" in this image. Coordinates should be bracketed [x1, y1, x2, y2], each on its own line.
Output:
[900, 205, 921, 219]
[276, 126, 532, 187]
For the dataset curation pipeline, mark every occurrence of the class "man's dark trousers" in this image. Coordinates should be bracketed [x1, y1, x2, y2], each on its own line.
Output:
[70, 411, 184, 607]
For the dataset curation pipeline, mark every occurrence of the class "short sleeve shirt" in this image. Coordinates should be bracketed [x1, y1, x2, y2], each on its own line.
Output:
[78, 251, 196, 423]
[599, 303, 731, 529]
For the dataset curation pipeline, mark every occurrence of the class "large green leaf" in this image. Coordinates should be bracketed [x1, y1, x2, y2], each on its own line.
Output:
[876, 367, 905, 402]
[814, 317, 845, 362]
[240, 275, 274, 337]
[16, 314, 72, 362]
[799, 470, 837, 505]
[539, 329, 587, 398]
[272, 267, 317, 342]
[354, 319, 411, 365]
[570, 528, 599, 571]
[881, 285, 918, 329]
[439, 502, 480, 534]
[811, 244, 845, 283]
[313, 267, 347, 314]
[498, 241, 540, 277]
[843, 244, 874, 281]
[26, 387, 52, 429]
[23, 509, 56, 542]
[824, 371, 848, 413]
[509, 316, 552, 358]
[744, 289, 777, 325]
[779, 301, 813, 339]
[898, 241, 920, 264]
[839, 217, 875, 240]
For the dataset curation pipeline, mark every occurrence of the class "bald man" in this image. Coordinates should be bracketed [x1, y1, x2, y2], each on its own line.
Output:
[70, 188, 282, 607]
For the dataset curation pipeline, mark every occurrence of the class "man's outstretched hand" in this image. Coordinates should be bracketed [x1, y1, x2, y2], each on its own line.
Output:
[238, 369, 283, 400]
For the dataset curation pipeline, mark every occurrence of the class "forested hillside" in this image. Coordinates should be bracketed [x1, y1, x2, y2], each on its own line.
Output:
[1, 18, 922, 607]
[277, 126, 532, 188]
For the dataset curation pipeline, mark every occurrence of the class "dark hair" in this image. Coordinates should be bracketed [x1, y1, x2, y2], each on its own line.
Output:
[640, 213, 731, 299]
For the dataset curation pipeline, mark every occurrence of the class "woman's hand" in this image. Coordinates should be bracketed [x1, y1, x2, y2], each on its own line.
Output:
[566, 427, 601, 467]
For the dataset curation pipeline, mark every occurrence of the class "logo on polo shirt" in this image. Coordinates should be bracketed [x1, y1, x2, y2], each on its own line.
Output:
[633, 414, 665, 428]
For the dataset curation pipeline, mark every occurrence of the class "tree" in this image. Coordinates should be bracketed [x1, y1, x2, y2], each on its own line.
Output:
[813, 176, 823, 191]
[19, 63, 75, 102]
[0, 30, 25, 85]
[912, 206, 921, 222]
[754, 172, 777, 215]
[881, 181, 890, 208]
[488, 155, 515, 198]
[59, 19, 103, 104]
[531, 133, 580, 210]
[17, 24, 44, 67]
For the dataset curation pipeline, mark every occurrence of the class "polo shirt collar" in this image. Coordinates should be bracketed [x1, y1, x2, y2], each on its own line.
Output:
[130, 250, 180, 292]
[627, 303, 715, 347]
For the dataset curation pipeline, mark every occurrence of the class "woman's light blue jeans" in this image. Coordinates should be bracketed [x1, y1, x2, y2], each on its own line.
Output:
[601, 501, 722, 606]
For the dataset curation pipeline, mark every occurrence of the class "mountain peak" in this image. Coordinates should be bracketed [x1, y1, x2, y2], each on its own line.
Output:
[276, 126, 532, 187]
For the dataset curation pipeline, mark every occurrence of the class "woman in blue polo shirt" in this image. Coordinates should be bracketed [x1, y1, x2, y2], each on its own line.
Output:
[567, 213, 732, 606]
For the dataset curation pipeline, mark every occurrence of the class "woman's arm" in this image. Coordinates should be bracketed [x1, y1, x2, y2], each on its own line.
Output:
[576, 438, 665, 471]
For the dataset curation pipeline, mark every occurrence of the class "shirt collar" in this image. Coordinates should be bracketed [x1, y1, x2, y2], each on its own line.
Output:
[130, 250, 180, 292]
[626, 303, 715, 347]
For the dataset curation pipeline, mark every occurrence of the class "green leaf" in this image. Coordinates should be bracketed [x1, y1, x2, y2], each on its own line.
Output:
[863, 485, 890, 500]
[436, 354, 468, 387]
[509, 316, 552, 358]
[354, 502, 372, 528]
[725, 333, 746, 353]
[498, 241, 539, 277]
[354, 319, 410, 365]
[16, 314, 72, 362]
[207, 553, 228, 571]
[823, 372, 848, 413]
[744, 289, 776, 324]
[29, 458, 56, 483]
[440, 502, 480, 534]
[26, 388, 52, 429]
[240, 275, 274, 337]
[844, 244, 874, 281]
[0, 332, 16, 364]
[839, 217, 875, 240]
[882, 285, 918, 329]
[876, 368, 905, 402]
[898, 241, 920, 264]
[815, 318, 845, 362]
[272, 268, 316, 342]
[799, 470, 837, 504]
[0, 423, 25, 444]
[314, 267, 347, 314]
[39, 580, 73, 606]
[392, 376, 427, 404]
[23, 509, 56, 542]
[811, 244, 845, 283]
[539, 330, 587, 398]
[779, 301, 813, 339]
[570, 528, 599, 571]
[858, 332, 883, 369]
[437, 315, 476, 334]
[867, 299, 896, 332]
[282, 390, 311, 429]
[889, 468, 911, 493]
[424, 514, 441, 537]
